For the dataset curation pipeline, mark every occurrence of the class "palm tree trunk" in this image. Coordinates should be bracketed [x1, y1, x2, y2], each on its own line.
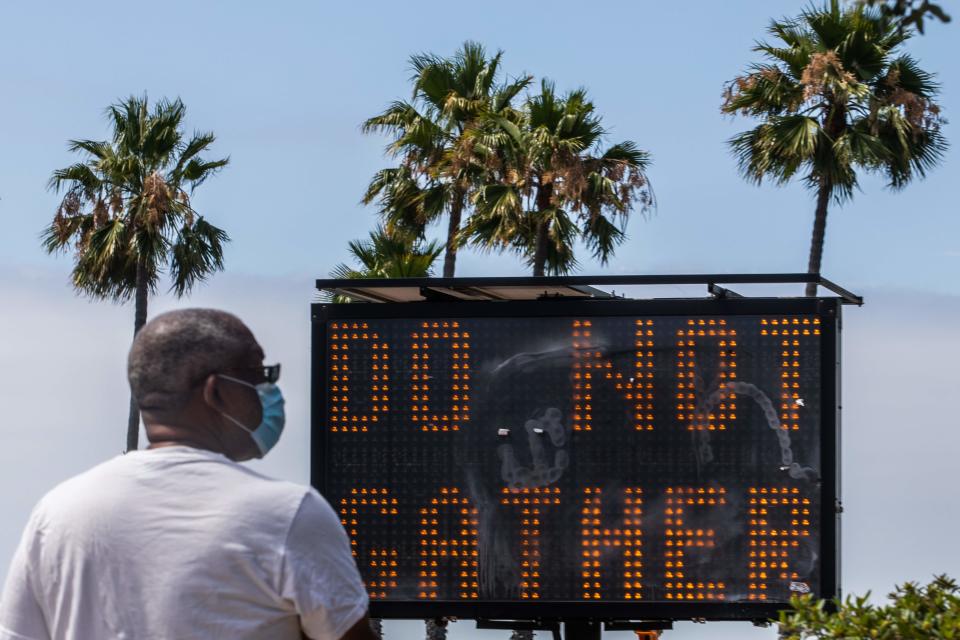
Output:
[126, 256, 149, 452]
[533, 220, 549, 277]
[532, 186, 553, 277]
[805, 180, 832, 297]
[425, 618, 447, 640]
[442, 189, 465, 278]
[806, 101, 845, 298]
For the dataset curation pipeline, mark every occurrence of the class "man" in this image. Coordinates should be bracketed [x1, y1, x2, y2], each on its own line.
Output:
[0, 309, 376, 640]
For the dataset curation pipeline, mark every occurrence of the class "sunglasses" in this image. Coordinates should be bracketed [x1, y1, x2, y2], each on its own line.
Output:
[225, 363, 281, 384]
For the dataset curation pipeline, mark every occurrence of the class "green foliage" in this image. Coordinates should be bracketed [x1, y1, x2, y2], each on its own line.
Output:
[469, 80, 653, 276]
[362, 42, 531, 276]
[326, 227, 442, 302]
[860, 0, 952, 33]
[362, 42, 653, 278]
[779, 575, 960, 638]
[723, 0, 946, 201]
[42, 95, 229, 301]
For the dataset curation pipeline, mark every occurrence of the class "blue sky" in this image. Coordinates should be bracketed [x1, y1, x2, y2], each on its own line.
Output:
[0, 0, 957, 290]
[1, 2, 958, 640]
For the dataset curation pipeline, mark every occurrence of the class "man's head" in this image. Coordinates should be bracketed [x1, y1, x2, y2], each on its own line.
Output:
[128, 308, 269, 461]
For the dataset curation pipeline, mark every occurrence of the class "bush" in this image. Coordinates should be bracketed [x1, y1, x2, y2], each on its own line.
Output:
[778, 575, 960, 639]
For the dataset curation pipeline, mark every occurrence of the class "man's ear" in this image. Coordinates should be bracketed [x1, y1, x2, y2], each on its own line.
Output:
[202, 374, 227, 413]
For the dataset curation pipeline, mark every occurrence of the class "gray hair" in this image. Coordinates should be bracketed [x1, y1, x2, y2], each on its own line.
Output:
[128, 308, 256, 414]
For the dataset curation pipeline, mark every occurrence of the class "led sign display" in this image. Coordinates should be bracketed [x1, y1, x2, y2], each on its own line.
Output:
[311, 300, 839, 619]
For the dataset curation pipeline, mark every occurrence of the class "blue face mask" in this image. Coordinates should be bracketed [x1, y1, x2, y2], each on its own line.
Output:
[217, 375, 286, 456]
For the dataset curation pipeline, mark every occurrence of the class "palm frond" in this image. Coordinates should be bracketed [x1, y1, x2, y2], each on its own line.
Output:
[41, 211, 94, 253]
[884, 54, 940, 96]
[70, 218, 139, 301]
[48, 163, 103, 194]
[171, 132, 218, 179]
[601, 142, 652, 169]
[540, 207, 579, 275]
[67, 139, 113, 160]
[180, 157, 230, 188]
[362, 100, 423, 134]
[582, 213, 626, 265]
[332, 227, 442, 284]
[492, 74, 534, 113]
[753, 44, 809, 79]
[872, 105, 948, 188]
[728, 116, 817, 185]
[169, 216, 228, 296]
[802, 0, 850, 49]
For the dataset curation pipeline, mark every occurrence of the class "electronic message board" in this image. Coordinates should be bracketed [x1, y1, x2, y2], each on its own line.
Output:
[311, 298, 840, 621]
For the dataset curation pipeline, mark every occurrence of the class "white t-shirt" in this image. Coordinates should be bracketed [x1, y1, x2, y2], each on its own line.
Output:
[0, 446, 368, 640]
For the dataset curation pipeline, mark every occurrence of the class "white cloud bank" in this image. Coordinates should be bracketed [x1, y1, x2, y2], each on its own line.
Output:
[1, 266, 957, 640]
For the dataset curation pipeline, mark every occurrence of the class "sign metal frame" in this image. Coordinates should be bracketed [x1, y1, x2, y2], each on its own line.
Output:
[310, 295, 841, 622]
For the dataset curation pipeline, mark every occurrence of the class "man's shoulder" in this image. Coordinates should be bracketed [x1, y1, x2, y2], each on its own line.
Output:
[226, 464, 315, 511]
[36, 455, 126, 507]
[35, 449, 313, 524]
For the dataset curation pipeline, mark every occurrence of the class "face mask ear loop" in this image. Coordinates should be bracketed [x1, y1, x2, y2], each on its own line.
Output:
[214, 374, 259, 436]
[218, 374, 256, 390]
[219, 409, 255, 435]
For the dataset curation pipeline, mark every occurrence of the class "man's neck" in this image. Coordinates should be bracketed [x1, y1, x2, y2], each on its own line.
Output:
[144, 421, 228, 457]
[146, 439, 215, 452]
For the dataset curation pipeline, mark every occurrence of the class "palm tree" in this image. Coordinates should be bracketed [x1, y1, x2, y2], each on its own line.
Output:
[325, 226, 442, 304]
[329, 226, 442, 282]
[469, 80, 654, 276]
[363, 41, 531, 277]
[722, 0, 946, 296]
[42, 95, 229, 451]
